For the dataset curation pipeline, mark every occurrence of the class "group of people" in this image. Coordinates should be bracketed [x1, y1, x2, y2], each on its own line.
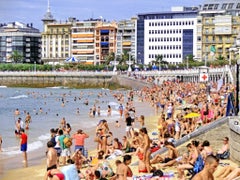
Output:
[5, 75, 237, 180]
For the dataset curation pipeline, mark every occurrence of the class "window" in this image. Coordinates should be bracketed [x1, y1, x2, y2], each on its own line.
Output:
[237, 3, 240, 9]
[221, 3, 227, 9]
[228, 3, 234, 9]
[214, 4, 219, 9]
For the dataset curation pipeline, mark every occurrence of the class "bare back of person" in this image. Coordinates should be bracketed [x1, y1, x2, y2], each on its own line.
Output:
[47, 147, 58, 169]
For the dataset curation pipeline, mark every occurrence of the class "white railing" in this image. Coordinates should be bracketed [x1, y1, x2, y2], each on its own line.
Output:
[0, 71, 118, 76]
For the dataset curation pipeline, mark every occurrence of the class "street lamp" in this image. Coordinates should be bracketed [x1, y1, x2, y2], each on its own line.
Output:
[186, 56, 189, 69]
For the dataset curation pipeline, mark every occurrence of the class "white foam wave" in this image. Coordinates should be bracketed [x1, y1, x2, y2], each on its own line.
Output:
[38, 133, 50, 141]
[2, 141, 44, 156]
[9, 95, 28, 99]
[0, 85, 7, 88]
[108, 101, 119, 106]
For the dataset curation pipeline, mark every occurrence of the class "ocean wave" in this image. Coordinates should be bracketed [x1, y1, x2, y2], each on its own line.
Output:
[9, 95, 28, 99]
[38, 133, 50, 141]
[1, 140, 44, 156]
[0, 85, 7, 88]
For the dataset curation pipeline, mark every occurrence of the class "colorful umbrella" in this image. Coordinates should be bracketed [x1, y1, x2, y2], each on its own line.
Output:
[183, 112, 200, 118]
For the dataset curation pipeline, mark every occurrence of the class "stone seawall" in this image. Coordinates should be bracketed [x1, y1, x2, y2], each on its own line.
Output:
[229, 117, 240, 164]
[111, 75, 152, 89]
[0, 73, 115, 88]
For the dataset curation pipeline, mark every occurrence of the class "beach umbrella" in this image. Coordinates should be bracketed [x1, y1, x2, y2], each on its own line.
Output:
[183, 112, 200, 118]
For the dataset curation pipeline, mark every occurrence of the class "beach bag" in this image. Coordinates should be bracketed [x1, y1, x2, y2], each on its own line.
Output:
[63, 136, 72, 148]
[152, 169, 164, 177]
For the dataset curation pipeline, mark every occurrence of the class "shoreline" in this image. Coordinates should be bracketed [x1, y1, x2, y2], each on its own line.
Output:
[1, 99, 156, 179]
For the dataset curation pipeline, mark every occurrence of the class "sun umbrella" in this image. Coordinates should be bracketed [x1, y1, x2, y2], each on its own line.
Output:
[183, 112, 200, 118]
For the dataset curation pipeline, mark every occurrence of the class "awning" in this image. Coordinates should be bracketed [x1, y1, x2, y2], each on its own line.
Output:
[100, 30, 109, 34]
[101, 42, 109, 46]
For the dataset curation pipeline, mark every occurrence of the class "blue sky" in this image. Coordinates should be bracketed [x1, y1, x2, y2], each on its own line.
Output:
[0, 0, 203, 31]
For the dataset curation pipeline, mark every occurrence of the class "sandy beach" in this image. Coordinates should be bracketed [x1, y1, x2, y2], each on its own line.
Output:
[1, 86, 238, 180]
[1, 112, 238, 180]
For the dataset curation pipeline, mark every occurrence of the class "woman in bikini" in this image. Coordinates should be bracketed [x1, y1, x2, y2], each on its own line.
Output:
[45, 169, 64, 180]
[135, 143, 147, 173]
[116, 155, 133, 180]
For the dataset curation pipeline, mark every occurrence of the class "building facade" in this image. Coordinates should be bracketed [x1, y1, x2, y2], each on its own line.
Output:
[116, 17, 137, 63]
[137, 7, 198, 65]
[71, 19, 98, 64]
[0, 22, 41, 63]
[95, 21, 117, 64]
[197, 0, 240, 62]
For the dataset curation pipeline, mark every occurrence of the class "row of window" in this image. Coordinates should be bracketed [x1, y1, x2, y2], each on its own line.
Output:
[149, 37, 182, 42]
[149, 21, 194, 27]
[149, 29, 182, 34]
[149, 45, 182, 50]
[149, 54, 182, 59]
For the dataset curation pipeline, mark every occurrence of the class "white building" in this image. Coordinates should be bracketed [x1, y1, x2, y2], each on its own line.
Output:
[137, 7, 199, 65]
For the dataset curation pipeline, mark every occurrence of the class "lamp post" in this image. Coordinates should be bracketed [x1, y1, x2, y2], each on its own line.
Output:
[186, 56, 189, 69]
[127, 51, 132, 72]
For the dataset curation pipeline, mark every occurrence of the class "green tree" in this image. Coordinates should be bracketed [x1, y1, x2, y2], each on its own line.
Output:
[10, 50, 23, 63]
[154, 54, 168, 70]
[105, 52, 115, 65]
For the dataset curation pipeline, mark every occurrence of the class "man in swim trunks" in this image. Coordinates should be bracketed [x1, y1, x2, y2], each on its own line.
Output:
[19, 129, 27, 165]
[46, 141, 58, 171]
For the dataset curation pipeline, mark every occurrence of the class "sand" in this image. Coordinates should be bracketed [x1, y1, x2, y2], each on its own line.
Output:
[1, 101, 239, 180]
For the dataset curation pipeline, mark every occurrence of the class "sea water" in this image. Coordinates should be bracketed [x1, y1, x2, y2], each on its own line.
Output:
[0, 87, 128, 160]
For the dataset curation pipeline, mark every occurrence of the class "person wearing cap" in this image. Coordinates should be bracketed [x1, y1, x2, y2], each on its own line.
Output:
[72, 129, 89, 154]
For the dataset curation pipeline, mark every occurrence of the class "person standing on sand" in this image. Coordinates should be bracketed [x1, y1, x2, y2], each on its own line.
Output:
[46, 141, 58, 171]
[139, 127, 152, 173]
[19, 129, 28, 165]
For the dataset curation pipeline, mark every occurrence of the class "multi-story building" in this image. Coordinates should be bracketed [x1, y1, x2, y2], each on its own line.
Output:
[71, 19, 99, 64]
[197, 0, 240, 62]
[0, 22, 41, 63]
[137, 7, 199, 65]
[95, 21, 117, 64]
[41, 2, 73, 64]
[116, 17, 137, 63]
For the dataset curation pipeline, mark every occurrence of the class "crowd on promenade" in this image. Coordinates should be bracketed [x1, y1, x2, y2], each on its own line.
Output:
[21, 77, 239, 180]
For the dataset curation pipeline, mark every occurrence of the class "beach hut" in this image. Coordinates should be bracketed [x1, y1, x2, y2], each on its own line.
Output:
[65, 56, 79, 63]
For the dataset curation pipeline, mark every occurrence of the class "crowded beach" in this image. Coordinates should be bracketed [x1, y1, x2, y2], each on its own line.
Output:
[2, 78, 240, 180]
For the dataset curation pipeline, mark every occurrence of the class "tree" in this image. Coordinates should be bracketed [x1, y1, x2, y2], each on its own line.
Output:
[104, 52, 115, 65]
[154, 54, 168, 70]
[10, 50, 23, 63]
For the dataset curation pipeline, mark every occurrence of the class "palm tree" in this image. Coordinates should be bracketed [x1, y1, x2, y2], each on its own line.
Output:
[155, 54, 168, 70]
[10, 50, 23, 63]
[104, 52, 115, 65]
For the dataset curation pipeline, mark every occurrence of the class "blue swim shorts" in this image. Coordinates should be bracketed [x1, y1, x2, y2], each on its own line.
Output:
[21, 143, 27, 151]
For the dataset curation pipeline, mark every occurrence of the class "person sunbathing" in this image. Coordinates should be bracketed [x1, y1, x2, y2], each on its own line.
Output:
[150, 141, 178, 164]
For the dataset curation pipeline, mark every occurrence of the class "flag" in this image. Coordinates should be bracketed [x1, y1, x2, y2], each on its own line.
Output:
[217, 79, 223, 91]
[226, 93, 235, 116]
[210, 45, 216, 56]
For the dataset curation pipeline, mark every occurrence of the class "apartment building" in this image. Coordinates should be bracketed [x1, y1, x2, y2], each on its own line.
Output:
[197, 0, 240, 61]
[137, 7, 198, 65]
[116, 17, 137, 63]
[0, 22, 41, 63]
[95, 21, 117, 64]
